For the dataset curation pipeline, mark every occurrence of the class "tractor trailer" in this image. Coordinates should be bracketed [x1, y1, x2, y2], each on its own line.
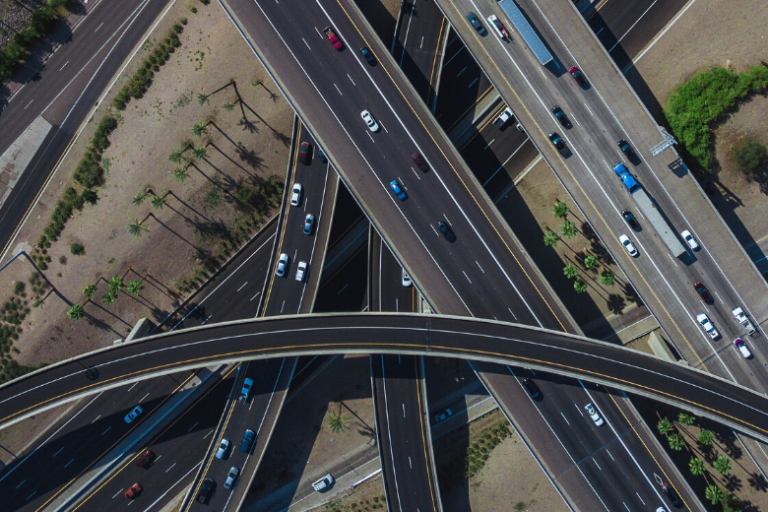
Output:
[497, 0, 553, 65]
[613, 163, 687, 258]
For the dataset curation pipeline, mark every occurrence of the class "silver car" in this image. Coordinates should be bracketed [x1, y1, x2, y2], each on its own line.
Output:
[224, 466, 239, 489]
[295, 261, 308, 282]
[276, 253, 289, 277]
[215, 438, 230, 459]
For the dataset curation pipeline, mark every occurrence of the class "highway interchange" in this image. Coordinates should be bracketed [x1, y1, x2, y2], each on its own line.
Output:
[0, 0, 766, 512]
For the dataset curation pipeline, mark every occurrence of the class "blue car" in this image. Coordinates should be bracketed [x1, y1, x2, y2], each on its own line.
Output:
[389, 180, 407, 201]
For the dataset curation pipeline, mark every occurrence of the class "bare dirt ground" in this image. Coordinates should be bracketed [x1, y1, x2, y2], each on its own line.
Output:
[635, 0, 768, 258]
[0, 0, 292, 369]
[250, 356, 376, 505]
[433, 409, 569, 512]
[507, 159, 641, 329]
[0, 0, 44, 48]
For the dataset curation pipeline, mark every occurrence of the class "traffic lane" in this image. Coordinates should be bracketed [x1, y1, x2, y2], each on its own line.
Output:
[77, 373, 233, 512]
[191, 360, 284, 512]
[379, 237, 415, 313]
[170, 221, 276, 330]
[263, 128, 331, 316]
[395, 0, 447, 104]
[314, 242, 368, 312]
[0, 0, 173, 258]
[0, 373, 194, 512]
[374, 355, 438, 512]
[8, 315, 768, 441]
[0, 0, 170, 150]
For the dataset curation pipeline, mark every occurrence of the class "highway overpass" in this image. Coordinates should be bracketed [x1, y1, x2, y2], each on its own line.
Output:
[1, 313, 768, 442]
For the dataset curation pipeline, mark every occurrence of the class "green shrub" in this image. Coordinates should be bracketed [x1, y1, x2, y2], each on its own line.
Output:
[733, 140, 768, 178]
[70, 243, 85, 255]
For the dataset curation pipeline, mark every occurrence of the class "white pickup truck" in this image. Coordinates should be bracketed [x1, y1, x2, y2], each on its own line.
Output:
[493, 106, 514, 129]
[732, 307, 757, 335]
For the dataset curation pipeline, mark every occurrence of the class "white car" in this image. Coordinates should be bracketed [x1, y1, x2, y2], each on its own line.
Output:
[295, 261, 308, 282]
[276, 253, 289, 277]
[734, 338, 752, 359]
[619, 234, 638, 257]
[216, 438, 230, 459]
[224, 466, 239, 489]
[312, 474, 335, 492]
[402, 268, 411, 287]
[681, 230, 699, 251]
[290, 183, 303, 206]
[584, 403, 604, 426]
[360, 110, 380, 132]
[124, 405, 143, 424]
[656, 508, 668, 512]
[696, 312, 719, 339]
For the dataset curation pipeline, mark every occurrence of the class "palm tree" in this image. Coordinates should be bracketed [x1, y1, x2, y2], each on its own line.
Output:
[151, 195, 166, 209]
[169, 149, 183, 164]
[705, 485, 724, 505]
[108, 276, 124, 294]
[714, 455, 731, 475]
[132, 191, 148, 206]
[563, 264, 578, 279]
[192, 122, 207, 137]
[327, 411, 349, 433]
[174, 168, 189, 182]
[543, 230, 559, 248]
[698, 429, 714, 446]
[583, 255, 598, 269]
[600, 270, 615, 286]
[67, 304, 84, 321]
[657, 418, 674, 436]
[83, 284, 97, 299]
[678, 411, 696, 426]
[668, 433, 686, 451]
[197, 93, 209, 105]
[689, 457, 706, 476]
[573, 279, 587, 293]
[560, 220, 578, 239]
[127, 218, 148, 237]
[223, 102, 235, 112]
[193, 146, 208, 160]
[552, 200, 569, 219]
[102, 290, 118, 306]
[251, 79, 263, 89]
[126, 279, 144, 297]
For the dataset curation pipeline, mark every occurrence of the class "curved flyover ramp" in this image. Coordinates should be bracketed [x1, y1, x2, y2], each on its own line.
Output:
[1, 313, 767, 441]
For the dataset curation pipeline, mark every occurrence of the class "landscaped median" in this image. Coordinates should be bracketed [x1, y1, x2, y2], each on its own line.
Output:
[0, 0, 292, 380]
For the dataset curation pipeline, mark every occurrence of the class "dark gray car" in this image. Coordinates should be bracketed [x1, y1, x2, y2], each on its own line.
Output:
[466, 12, 486, 35]
[240, 429, 255, 453]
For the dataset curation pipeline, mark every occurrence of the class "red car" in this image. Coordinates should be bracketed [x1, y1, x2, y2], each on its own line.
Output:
[569, 66, 586, 86]
[323, 27, 343, 50]
[125, 483, 142, 499]
[411, 153, 427, 171]
[693, 282, 712, 303]
[136, 449, 155, 468]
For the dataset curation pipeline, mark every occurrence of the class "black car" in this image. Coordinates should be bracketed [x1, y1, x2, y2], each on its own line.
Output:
[317, 147, 327, 163]
[437, 221, 456, 242]
[197, 478, 215, 504]
[551, 105, 571, 129]
[618, 139, 635, 159]
[466, 12, 486, 35]
[360, 47, 375, 65]
[240, 429, 256, 453]
[622, 209, 638, 229]
[548, 132, 565, 150]
[522, 378, 542, 400]
[662, 482, 681, 507]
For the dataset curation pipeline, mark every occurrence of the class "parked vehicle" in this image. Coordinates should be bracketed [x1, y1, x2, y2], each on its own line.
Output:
[239, 377, 253, 403]
[295, 261, 308, 282]
[323, 27, 343, 50]
[216, 438, 230, 459]
[696, 313, 719, 339]
[584, 403, 604, 426]
[224, 466, 240, 489]
[124, 405, 143, 424]
[136, 450, 155, 468]
[734, 338, 752, 359]
[732, 306, 757, 335]
[434, 408, 453, 423]
[361, 110, 380, 132]
[312, 474, 335, 492]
